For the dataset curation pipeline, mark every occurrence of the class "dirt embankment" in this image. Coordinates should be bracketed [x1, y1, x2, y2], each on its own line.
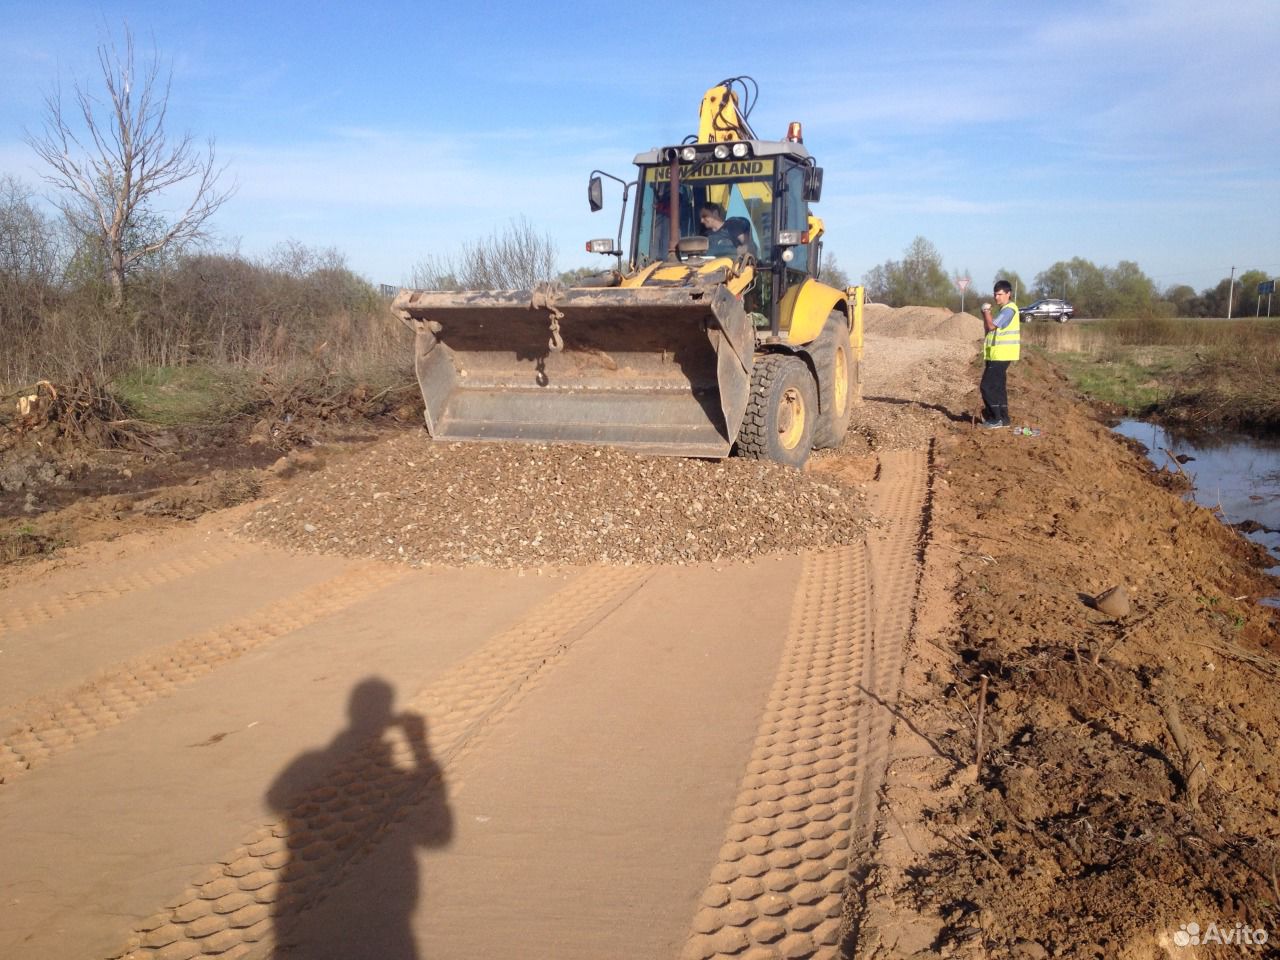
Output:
[855, 351, 1280, 959]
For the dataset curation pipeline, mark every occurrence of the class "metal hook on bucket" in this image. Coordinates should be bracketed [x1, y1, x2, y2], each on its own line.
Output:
[530, 282, 566, 352]
[547, 308, 564, 352]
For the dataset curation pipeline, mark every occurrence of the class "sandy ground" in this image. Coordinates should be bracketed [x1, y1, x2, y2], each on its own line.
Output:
[1, 311, 1276, 960]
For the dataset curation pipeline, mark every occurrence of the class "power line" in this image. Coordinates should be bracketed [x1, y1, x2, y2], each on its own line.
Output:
[1143, 264, 1280, 283]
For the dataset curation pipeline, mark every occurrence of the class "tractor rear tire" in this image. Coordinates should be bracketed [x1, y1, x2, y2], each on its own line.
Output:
[812, 313, 856, 449]
[734, 354, 817, 469]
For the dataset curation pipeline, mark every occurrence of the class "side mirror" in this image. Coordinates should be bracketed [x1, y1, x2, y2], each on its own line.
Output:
[588, 176, 604, 212]
[804, 167, 824, 203]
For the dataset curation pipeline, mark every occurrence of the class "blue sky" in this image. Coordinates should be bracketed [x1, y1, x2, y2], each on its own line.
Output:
[2, 0, 1277, 294]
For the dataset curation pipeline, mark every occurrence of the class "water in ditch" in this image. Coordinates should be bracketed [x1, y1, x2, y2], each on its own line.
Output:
[1113, 419, 1280, 605]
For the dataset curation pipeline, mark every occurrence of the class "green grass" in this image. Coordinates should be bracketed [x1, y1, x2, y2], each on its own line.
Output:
[1042, 346, 1187, 412]
[1026, 319, 1280, 428]
[112, 364, 258, 426]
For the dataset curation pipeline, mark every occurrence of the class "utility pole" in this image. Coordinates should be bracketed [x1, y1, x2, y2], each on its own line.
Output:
[1227, 265, 1236, 319]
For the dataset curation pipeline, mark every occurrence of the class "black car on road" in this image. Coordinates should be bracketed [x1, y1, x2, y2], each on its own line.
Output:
[1021, 298, 1074, 322]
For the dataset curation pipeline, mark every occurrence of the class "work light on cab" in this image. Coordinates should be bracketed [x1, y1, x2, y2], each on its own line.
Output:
[777, 228, 809, 263]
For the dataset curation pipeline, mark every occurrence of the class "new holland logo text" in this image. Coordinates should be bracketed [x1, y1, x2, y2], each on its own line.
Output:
[647, 160, 772, 182]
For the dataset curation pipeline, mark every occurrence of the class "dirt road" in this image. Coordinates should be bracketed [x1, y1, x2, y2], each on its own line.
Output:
[6, 311, 1275, 959]
[0, 330, 944, 960]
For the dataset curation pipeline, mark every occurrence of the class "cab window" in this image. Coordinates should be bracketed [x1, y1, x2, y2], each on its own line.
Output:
[781, 163, 810, 274]
[635, 161, 775, 266]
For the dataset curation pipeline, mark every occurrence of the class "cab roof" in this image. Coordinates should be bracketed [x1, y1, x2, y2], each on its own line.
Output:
[633, 140, 813, 166]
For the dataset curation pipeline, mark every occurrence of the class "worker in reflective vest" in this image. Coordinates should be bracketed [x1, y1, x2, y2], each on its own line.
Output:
[980, 280, 1020, 427]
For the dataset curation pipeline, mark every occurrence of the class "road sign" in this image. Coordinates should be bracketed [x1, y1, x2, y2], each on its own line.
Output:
[1259, 280, 1275, 295]
[956, 277, 971, 292]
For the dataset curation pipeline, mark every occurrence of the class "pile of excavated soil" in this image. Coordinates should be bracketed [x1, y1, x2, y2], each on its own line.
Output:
[240, 434, 869, 568]
[0, 451, 79, 495]
[853, 352, 1280, 959]
[864, 303, 985, 341]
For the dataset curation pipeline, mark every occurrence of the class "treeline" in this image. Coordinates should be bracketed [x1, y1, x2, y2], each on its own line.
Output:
[862, 236, 1273, 319]
[1, 175, 586, 391]
[1, 176, 405, 389]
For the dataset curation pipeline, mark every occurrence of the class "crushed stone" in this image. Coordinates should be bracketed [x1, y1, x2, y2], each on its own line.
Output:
[241, 435, 869, 568]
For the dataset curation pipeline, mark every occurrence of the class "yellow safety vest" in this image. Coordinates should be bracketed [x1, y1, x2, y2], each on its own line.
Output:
[984, 301, 1021, 361]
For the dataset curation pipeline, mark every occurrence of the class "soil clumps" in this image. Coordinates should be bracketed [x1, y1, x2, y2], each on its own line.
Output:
[0, 375, 397, 567]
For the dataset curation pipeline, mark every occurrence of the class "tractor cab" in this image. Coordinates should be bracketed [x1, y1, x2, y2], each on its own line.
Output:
[616, 139, 824, 338]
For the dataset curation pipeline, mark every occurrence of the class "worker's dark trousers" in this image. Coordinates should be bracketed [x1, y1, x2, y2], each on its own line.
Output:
[980, 360, 1012, 424]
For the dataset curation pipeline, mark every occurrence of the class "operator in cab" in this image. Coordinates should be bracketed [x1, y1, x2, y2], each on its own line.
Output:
[699, 202, 754, 257]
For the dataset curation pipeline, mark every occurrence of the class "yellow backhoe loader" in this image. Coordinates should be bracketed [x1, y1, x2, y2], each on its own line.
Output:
[393, 76, 863, 467]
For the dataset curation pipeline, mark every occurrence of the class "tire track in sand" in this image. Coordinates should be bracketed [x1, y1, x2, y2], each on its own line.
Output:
[857, 447, 930, 828]
[0, 540, 255, 639]
[679, 446, 929, 960]
[110, 565, 651, 960]
[0, 561, 407, 787]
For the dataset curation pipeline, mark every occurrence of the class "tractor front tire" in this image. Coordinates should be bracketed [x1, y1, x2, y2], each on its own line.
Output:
[811, 314, 857, 449]
[734, 354, 818, 469]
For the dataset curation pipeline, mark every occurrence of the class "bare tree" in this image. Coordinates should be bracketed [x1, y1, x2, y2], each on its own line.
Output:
[0, 175, 63, 297]
[818, 253, 850, 290]
[25, 26, 232, 307]
[410, 218, 559, 290]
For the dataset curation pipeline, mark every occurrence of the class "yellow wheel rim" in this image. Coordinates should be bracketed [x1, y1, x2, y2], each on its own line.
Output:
[778, 386, 806, 449]
[833, 345, 849, 416]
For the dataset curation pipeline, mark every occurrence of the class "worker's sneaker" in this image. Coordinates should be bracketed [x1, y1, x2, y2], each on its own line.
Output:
[982, 418, 1009, 429]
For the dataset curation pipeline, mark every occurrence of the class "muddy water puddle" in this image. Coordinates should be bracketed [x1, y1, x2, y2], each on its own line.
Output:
[1114, 420, 1280, 602]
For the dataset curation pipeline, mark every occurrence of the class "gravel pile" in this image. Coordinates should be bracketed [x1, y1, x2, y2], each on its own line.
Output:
[242, 434, 869, 568]
[864, 304, 984, 341]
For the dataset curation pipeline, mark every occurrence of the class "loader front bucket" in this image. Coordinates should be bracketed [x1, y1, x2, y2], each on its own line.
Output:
[392, 284, 754, 457]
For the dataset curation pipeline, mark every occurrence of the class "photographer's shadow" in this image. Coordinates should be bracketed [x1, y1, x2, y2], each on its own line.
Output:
[265, 677, 453, 959]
